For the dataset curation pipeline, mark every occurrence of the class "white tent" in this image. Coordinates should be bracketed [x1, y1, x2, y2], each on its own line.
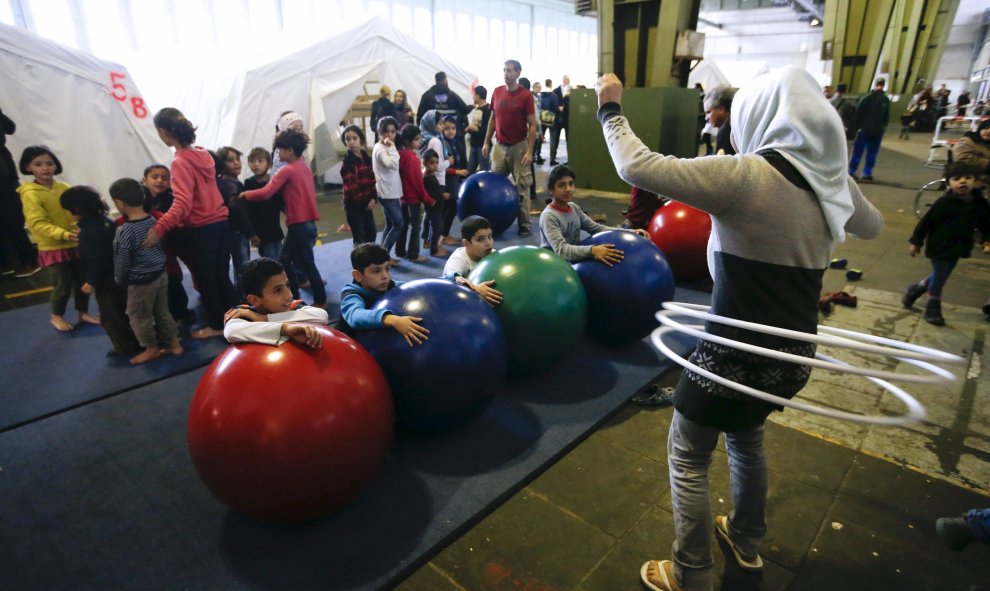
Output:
[172, 17, 477, 178]
[688, 60, 730, 92]
[0, 22, 171, 202]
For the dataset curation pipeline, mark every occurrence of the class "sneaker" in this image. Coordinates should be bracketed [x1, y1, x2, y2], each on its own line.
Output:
[845, 269, 863, 281]
[640, 560, 683, 591]
[715, 515, 764, 571]
[518, 229, 532, 237]
[631, 384, 674, 406]
[861, 175, 874, 183]
[902, 283, 926, 309]
[14, 264, 41, 278]
[936, 517, 974, 550]
[828, 258, 848, 269]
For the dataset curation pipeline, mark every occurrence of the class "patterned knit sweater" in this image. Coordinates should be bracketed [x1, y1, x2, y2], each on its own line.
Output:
[599, 103, 884, 431]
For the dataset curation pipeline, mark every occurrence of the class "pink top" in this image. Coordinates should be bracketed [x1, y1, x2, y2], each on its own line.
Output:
[38, 247, 78, 269]
[398, 149, 436, 207]
[152, 147, 228, 237]
[242, 158, 320, 225]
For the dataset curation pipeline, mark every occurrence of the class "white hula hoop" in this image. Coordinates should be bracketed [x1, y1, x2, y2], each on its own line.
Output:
[650, 302, 967, 426]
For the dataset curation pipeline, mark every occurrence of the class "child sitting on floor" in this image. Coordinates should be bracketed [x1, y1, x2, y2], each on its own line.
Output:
[338, 243, 429, 346]
[442, 215, 502, 306]
[539, 164, 649, 265]
[223, 258, 328, 348]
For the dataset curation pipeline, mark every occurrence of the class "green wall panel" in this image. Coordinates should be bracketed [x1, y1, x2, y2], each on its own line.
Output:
[568, 87, 699, 193]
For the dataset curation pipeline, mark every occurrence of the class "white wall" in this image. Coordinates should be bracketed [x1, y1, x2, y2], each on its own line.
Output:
[932, 0, 985, 98]
[1, 0, 597, 114]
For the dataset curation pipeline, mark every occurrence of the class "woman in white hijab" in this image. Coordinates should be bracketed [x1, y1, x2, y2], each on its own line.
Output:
[595, 67, 884, 591]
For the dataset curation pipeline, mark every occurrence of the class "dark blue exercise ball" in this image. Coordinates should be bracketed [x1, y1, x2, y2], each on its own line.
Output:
[355, 278, 508, 431]
[573, 230, 675, 346]
[457, 171, 518, 235]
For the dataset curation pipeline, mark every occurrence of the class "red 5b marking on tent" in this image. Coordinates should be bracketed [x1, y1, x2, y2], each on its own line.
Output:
[109, 72, 148, 119]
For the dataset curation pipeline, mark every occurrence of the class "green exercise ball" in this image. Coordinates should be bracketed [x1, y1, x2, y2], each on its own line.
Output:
[469, 245, 587, 377]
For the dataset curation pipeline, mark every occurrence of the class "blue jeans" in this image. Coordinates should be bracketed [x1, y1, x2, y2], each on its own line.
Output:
[257, 240, 282, 261]
[280, 221, 325, 305]
[398, 203, 423, 259]
[346, 205, 378, 246]
[468, 146, 490, 173]
[849, 130, 883, 177]
[968, 508, 990, 543]
[170, 221, 238, 329]
[923, 257, 959, 298]
[667, 410, 767, 591]
[380, 199, 404, 256]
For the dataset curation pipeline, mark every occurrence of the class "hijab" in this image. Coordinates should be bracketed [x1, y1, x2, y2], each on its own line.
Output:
[731, 67, 854, 241]
[418, 110, 446, 157]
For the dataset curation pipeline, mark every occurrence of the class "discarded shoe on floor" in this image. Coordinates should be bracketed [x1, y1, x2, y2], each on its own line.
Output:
[845, 269, 863, 281]
[829, 291, 858, 308]
[828, 258, 848, 269]
[631, 384, 674, 407]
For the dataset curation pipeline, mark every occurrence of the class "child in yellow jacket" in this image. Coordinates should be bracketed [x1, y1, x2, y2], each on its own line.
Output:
[18, 145, 99, 332]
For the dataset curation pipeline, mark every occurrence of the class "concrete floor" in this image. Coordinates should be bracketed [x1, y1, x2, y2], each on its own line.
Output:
[1, 134, 988, 590]
[389, 136, 990, 590]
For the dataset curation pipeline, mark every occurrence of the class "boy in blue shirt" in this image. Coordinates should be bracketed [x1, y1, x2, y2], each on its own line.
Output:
[110, 178, 183, 365]
[339, 243, 429, 346]
[223, 258, 328, 348]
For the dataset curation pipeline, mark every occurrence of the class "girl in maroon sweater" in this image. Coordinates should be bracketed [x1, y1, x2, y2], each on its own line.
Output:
[340, 125, 378, 246]
[395, 124, 436, 262]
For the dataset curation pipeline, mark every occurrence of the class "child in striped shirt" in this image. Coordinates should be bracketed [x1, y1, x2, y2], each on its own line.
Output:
[110, 178, 183, 365]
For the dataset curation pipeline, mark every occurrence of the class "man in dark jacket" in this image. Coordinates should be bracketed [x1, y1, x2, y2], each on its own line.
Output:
[0, 108, 39, 277]
[848, 78, 891, 182]
[550, 75, 570, 165]
[417, 72, 472, 168]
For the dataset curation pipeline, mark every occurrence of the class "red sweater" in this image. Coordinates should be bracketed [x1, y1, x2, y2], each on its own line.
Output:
[242, 158, 320, 225]
[152, 147, 228, 237]
[398, 149, 436, 207]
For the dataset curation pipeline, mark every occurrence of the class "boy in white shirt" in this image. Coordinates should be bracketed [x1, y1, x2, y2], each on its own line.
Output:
[223, 258, 328, 348]
[442, 215, 502, 306]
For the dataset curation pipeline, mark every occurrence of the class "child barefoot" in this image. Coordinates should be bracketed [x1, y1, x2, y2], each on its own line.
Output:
[18, 145, 100, 331]
[110, 178, 183, 364]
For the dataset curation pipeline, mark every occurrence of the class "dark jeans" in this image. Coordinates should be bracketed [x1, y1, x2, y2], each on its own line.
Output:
[170, 220, 238, 330]
[49, 258, 88, 316]
[94, 277, 139, 355]
[397, 203, 423, 259]
[345, 205, 378, 246]
[550, 123, 567, 163]
[166, 271, 189, 322]
[421, 203, 445, 255]
[0, 189, 36, 266]
[923, 257, 959, 298]
[229, 231, 250, 294]
[280, 220, 326, 305]
[849, 130, 883, 177]
[468, 146, 490, 173]
[258, 240, 282, 261]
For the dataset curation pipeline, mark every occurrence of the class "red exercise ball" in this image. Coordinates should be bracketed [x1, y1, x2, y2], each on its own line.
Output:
[647, 201, 712, 281]
[188, 327, 394, 522]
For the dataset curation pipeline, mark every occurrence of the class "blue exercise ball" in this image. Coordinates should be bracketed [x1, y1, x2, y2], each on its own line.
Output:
[457, 171, 518, 235]
[355, 278, 508, 431]
[573, 230, 675, 346]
